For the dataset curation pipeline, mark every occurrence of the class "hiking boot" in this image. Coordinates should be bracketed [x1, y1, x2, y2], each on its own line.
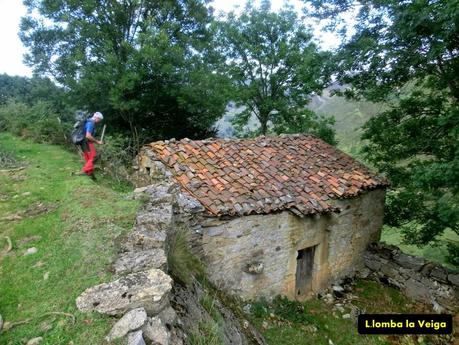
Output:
[88, 174, 97, 181]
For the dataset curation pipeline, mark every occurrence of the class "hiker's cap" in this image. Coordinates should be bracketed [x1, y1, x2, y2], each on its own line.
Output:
[93, 111, 103, 120]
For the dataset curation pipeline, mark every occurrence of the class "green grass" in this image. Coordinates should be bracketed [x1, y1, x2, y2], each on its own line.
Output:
[167, 226, 205, 287]
[381, 226, 459, 270]
[0, 133, 140, 345]
[189, 321, 224, 345]
[248, 279, 451, 345]
[189, 293, 225, 345]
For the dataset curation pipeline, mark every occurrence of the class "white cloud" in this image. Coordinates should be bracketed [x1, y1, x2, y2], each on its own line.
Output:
[211, 0, 303, 14]
[0, 0, 32, 77]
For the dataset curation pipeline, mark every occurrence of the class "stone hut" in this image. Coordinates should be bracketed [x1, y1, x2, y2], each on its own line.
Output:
[135, 134, 388, 301]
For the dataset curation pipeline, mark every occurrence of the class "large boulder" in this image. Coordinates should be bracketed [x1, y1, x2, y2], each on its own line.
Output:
[114, 249, 167, 275]
[105, 308, 147, 341]
[142, 316, 170, 345]
[448, 273, 459, 286]
[76, 269, 172, 316]
[157, 306, 178, 327]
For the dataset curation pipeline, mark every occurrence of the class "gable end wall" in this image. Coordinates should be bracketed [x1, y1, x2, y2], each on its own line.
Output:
[190, 189, 385, 300]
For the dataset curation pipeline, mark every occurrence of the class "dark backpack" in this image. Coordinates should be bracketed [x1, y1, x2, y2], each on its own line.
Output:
[71, 111, 90, 145]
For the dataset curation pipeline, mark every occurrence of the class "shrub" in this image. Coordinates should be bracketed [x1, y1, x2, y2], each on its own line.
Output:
[95, 134, 136, 183]
[271, 295, 314, 324]
[0, 149, 21, 169]
[0, 100, 71, 145]
[446, 242, 459, 266]
[250, 297, 270, 319]
[0, 101, 29, 134]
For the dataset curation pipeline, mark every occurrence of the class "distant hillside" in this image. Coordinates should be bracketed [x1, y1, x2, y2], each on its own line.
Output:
[309, 86, 385, 154]
[215, 85, 385, 155]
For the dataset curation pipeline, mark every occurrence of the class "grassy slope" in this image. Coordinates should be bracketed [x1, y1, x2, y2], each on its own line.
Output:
[308, 91, 385, 157]
[381, 227, 459, 270]
[0, 133, 139, 345]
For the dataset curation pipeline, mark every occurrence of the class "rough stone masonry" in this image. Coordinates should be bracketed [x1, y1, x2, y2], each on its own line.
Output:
[76, 179, 181, 345]
[362, 243, 459, 312]
[75, 176, 267, 345]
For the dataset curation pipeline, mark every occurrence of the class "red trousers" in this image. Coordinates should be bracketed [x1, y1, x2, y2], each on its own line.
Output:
[82, 142, 96, 175]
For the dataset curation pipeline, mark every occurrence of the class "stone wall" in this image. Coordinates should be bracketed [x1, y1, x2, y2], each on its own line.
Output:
[182, 189, 385, 301]
[75, 175, 267, 345]
[75, 179, 180, 345]
[327, 189, 385, 280]
[363, 243, 459, 312]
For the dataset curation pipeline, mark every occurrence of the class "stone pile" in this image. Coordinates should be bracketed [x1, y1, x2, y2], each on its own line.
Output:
[361, 243, 459, 312]
[76, 181, 181, 345]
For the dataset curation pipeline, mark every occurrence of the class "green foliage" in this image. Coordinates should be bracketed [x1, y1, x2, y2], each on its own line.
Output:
[273, 108, 337, 145]
[446, 242, 459, 266]
[249, 292, 385, 345]
[306, 0, 459, 103]
[362, 88, 459, 265]
[271, 296, 311, 324]
[0, 101, 70, 145]
[248, 280, 443, 345]
[0, 74, 67, 113]
[305, 0, 459, 261]
[0, 102, 134, 185]
[0, 100, 29, 133]
[167, 226, 205, 286]
[215, 0, 333, 136]
[96, 134, 135, 183]
[20, 0, 229, 141]
[250, 297, 270, 319]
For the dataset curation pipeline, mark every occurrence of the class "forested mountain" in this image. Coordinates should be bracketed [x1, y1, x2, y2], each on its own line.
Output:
[216, 83, 383, 155]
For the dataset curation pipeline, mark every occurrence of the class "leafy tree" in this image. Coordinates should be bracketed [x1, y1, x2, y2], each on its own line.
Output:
[215, 0, 334, 138]
[0, 74, 66, 112]
[20, 0, 229, 142]
[272, 108, 337, 145]
[305, 0, 459, 264]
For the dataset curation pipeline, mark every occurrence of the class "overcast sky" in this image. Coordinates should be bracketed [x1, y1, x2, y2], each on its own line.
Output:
[0, 0, 339, 78]
[0, 0, 31, 77]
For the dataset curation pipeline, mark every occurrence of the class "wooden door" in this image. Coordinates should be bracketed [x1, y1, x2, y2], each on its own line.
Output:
[295, 246, 316, 297]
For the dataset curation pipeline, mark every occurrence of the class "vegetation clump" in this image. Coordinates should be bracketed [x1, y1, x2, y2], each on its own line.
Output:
[167, 226, 205, 287]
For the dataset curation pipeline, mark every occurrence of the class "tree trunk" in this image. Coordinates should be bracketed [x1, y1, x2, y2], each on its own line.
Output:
[259, 111, 269, 135]
[260, 121, 268, 135]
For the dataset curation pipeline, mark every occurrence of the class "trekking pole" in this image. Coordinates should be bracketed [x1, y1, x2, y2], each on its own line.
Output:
[100, 125, 107, 143]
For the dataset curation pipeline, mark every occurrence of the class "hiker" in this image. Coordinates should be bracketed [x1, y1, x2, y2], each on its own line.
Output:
[80, 112, 104, 178]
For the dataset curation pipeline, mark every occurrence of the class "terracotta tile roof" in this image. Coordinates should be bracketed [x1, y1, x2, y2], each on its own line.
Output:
[144, 134, 388, 217]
